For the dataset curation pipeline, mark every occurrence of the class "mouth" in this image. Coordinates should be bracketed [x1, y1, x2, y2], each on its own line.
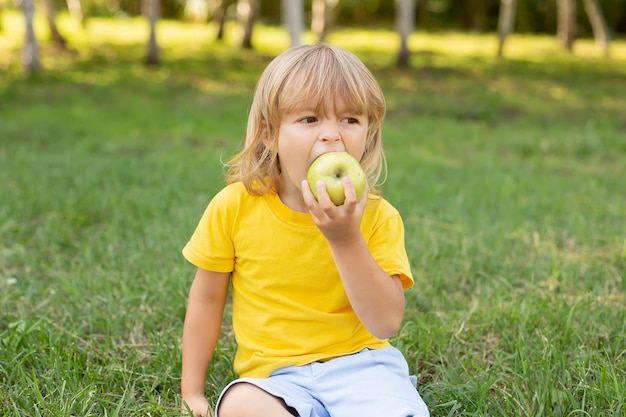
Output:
[310, 150, 345, 166]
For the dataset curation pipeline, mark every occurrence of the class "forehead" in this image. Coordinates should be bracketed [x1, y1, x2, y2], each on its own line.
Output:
[278, 73, 368, 116]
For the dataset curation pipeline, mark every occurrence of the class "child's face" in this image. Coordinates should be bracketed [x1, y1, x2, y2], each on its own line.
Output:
[276, 97, 368, 196]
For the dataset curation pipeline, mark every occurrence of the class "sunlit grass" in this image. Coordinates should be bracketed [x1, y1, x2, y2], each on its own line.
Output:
[3, 10, 626, 68]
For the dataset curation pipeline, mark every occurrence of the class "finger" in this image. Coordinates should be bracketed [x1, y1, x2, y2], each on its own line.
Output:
[337, 176, 358, 213]
[342, 176, 357, 204]
[301, 180, 330, 221]
[314, 180, 336, 209]
[301, 179, 317, 204]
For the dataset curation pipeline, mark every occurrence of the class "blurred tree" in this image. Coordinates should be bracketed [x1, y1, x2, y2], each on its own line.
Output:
[237, 0, 257, 48]
[22, 0, 40, 73]
[202, 0, 257, 48]
[556, 0, 576, 51]
[66, 0, 85, 27]
[211, 0, 232, 40]
[497, 0, 516, 58]
[395, 0, 414, 68]
[43, 0, 68, 47]
[555, 0, 611, 56]
[282, 0, 303, 46]
[311, 0, 338, 42]
[582, 0, 611, 57]
[143, 0, 160, 64]
[56, 0, 624, 38]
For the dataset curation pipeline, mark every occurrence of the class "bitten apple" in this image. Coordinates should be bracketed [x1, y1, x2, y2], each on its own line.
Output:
[306, 151, 366, 205]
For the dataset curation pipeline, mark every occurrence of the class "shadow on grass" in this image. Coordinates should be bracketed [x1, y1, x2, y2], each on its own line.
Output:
[2, 36, 625, 160]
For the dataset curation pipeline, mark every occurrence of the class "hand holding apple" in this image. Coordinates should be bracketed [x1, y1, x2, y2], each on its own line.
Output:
[306, 151, 366, 206]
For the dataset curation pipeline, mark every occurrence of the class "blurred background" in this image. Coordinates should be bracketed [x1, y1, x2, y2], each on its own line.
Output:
[2, 0, 626, 73]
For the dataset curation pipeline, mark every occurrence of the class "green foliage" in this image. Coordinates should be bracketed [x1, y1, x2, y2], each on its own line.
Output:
[4, 0, 626, 34]
[1, 17, 625, 416]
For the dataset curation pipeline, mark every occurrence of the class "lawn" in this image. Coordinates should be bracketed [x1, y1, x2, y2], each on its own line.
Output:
[1, 12, 625, 416]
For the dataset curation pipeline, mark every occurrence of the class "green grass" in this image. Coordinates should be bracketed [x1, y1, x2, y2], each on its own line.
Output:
[1, 11, 625, 416]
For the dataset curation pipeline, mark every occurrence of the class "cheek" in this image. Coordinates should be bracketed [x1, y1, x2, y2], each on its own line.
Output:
[346, 126, 369, 159]
[276, 137, 309, 177]
[347, 142, 367, 163]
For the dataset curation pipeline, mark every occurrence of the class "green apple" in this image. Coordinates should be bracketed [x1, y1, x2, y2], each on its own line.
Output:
[307, 151, 366, 205]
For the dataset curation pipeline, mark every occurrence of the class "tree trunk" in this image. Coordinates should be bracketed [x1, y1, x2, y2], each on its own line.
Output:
[312, 0, 338, 42]
[143, 0, 160, 65]
[211, 0, 231, 40]
[556, 0, 576, 52]
[66, 0, 86, 27]
[43, 0, 67, 47]
[395, 0, 414, 68]
[282, 0, 304, 47]
[497, 0, 517, 58]
[582, 0, 611, 58]
[237, 0, 258, 49]
[22, 0, 40, 73]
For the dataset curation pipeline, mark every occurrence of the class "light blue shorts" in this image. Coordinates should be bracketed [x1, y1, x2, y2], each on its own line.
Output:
[215, 346, 430, 417]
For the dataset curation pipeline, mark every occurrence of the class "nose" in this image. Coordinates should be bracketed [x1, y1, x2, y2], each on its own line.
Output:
[320, 120, 341, 143]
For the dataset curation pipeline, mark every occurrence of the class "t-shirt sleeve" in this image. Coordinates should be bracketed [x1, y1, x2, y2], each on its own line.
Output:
[369, 210, 414, 290]
[182, 188, 236, 273]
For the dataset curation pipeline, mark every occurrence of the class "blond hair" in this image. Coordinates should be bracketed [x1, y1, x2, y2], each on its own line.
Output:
[226, 43, 387, 195]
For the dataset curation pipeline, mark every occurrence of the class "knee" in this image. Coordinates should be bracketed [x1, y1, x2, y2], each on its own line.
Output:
[218, 382, 295, 417]
[216, 383, 260, 417]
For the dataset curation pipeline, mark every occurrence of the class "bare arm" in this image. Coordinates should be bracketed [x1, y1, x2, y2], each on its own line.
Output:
[302, 178, 406, 339]
[181, 268, 230, 417]
[327, 235, 405, 339]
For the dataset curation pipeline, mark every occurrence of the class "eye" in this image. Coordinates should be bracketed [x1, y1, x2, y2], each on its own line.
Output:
[341, 117, 360, 124]
[299, 116, 318, 124]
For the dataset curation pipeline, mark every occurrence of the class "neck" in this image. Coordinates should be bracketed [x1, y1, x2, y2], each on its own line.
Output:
[277, 179, 308, 213]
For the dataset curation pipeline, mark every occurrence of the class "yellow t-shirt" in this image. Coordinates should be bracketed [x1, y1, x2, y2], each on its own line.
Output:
[182, 182, 414, 378]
